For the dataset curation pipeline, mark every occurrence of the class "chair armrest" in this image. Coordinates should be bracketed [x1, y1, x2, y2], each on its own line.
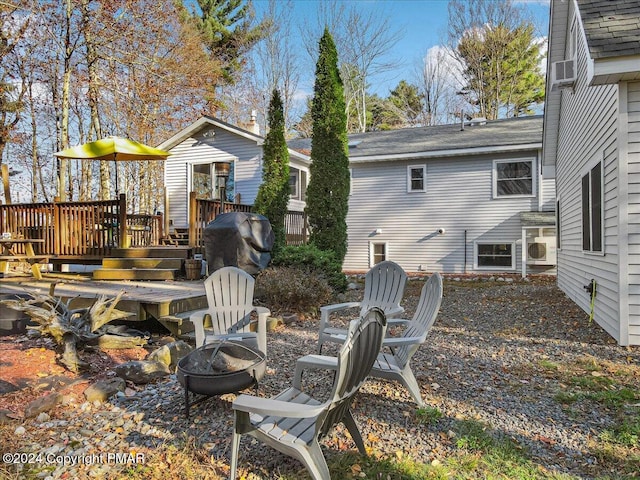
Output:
[319, 302, 361, 334]
[293, 354, 338, 389]
[382, 336, 424, 347]
[189, 309, 211, 348]
[384, 305, 405, 318]
[387, 318, 411, 327]
[320, 302, 361, 315]
[252, 306, 271, 356]
[233, 394, 325, 418]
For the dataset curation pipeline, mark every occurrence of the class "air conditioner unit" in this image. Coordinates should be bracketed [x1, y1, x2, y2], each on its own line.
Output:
[527, 237, 557, 265]
[551, 59, 576, 89]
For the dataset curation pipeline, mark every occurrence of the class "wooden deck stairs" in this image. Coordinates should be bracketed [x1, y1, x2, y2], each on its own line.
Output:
[92, 246, 192, 281]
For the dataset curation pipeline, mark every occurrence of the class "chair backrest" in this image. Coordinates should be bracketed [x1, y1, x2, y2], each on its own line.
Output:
[317, 307, 387, 439]
[394, 272, 443, 369]
[361, 261, 408, 316]
[203, 266, 256, 334]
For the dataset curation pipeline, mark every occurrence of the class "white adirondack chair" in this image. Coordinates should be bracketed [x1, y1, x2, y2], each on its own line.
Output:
[317, 260, 407, 353]
[190, 266, 270, 355]
[302, 272, 442, 407]
[229, 307, 387, 480]
[370, 272, 443, 406]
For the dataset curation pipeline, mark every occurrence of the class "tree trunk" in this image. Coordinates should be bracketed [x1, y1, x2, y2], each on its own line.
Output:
[80, 0, 109, 200]
[61, 332, 87, 373]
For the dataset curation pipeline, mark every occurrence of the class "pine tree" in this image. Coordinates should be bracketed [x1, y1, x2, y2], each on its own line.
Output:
[305, 28, 350, 263]
[254, 89, 290, 255]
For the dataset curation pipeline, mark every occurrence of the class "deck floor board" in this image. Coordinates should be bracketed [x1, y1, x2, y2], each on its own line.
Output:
[0, 276, 206, 322]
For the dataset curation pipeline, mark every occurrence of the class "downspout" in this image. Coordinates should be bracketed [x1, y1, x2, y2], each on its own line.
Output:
[463, 230, 467, 274]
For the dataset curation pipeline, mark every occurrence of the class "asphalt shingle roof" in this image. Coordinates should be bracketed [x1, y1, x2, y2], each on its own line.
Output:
[288, 116, 543, 159]
[578, 0, 640, 59]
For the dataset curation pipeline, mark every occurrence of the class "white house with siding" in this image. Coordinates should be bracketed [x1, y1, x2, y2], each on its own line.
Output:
[290, 115, 554, 277]
[158, 116, 310, 230]
[543, 0, 640, 346]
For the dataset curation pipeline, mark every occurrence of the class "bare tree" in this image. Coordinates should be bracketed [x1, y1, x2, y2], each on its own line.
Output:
[415, 46, 463, 126]
[254, 0, 300, 134]
[0, 0, 30, 168]
[301, 0, 403, 133]
[447, 0, 544, 120]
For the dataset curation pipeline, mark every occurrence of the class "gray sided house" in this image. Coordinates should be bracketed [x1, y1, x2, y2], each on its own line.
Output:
[158, 116, 310, 230]
[544, 0, 640, 346]
[290, 115, 555, 277]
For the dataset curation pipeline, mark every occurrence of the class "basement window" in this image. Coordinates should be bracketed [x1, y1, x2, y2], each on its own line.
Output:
[369, 242, 387, 267]
[474, 242, 515, 270]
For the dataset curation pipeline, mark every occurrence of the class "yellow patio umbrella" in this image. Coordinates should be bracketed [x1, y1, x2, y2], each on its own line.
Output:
[54, 136, 171, 195]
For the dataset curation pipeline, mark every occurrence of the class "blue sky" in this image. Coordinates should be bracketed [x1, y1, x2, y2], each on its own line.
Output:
[253, 0, 551, 97]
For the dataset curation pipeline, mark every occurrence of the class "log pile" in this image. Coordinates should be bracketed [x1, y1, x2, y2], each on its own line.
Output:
[0, 291, 146, 373]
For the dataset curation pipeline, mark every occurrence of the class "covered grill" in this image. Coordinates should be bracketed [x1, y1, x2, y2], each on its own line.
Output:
[203, 212, 274, 275]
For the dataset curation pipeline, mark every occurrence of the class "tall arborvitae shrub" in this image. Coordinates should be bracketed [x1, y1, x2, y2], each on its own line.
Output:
[254, 89, 290, 255]
[305, 28, 350, 263]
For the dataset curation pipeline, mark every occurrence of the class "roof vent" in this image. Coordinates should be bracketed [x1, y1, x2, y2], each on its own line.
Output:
[348, 140, 362, 148]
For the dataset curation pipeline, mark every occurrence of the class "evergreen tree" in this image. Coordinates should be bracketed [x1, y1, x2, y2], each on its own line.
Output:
[254, 89, 290, 255]
[449, 0, 545, 120]
[305, 28, 350, 263]
[189, 0, 268, 83]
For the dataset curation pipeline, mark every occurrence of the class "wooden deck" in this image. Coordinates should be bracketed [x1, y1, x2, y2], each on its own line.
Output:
[0, 274, 207, 333]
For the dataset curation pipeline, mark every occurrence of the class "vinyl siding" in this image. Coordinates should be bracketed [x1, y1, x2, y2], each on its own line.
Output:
[343, 150, 543, 274]
[164, 127, 262, 229]
[628, 81, 640, 344]
[554, 4, 622, 343]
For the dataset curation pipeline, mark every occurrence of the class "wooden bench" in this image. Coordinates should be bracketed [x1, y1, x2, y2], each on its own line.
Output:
[0, 254, 49, 280]
[0, 255, 49, 262]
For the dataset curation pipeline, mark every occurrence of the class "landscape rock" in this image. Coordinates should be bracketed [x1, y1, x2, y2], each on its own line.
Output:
[146, 341, 192, 372]
[83, 377, 126, 402]
[0, 379, 19, 394]
[113, 360, 170, 384]
[24, 392, 63, 418]
[281, 313, 298, 325]
[0, 409, 18, 424]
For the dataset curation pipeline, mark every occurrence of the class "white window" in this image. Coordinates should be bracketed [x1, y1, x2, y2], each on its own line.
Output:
[582, 160, 603, 253]
[369, 242, 387, 267]
[289, 169, 299, 198]
[407, 165, 426, 192]
[493, 159, 535, 198]
[474, 242, 516, 270]
[569, 17, 578, 59]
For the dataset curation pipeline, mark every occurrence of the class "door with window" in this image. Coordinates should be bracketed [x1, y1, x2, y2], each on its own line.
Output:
[192, 162, 234, 201]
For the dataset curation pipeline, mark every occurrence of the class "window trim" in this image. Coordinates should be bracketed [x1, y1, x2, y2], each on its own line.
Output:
[492, 158, 536, 199]
[369, 241, 388, 268]
[474, 241, 516, 271]
[406, 165, 426, 193]
[581, 158, 604, 255]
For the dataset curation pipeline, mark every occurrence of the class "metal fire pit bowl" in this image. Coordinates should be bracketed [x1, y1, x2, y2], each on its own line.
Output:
[177, 340, 266, 418]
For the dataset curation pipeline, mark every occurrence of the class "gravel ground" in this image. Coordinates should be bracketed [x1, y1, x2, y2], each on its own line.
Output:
[3, 275, 639, 479]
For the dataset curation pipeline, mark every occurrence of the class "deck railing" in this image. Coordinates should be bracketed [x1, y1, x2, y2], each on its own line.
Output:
[0, 195, 164, 258]
[188, 192, 254, 252]
[0, 193, 307, 261]
[285, 210, 309, 245]
[189, 192, 309, 250]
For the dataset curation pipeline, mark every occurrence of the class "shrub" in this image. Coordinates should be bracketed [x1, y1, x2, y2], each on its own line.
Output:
[272, 244, 347, 292]
[255, 266, 333, 315]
